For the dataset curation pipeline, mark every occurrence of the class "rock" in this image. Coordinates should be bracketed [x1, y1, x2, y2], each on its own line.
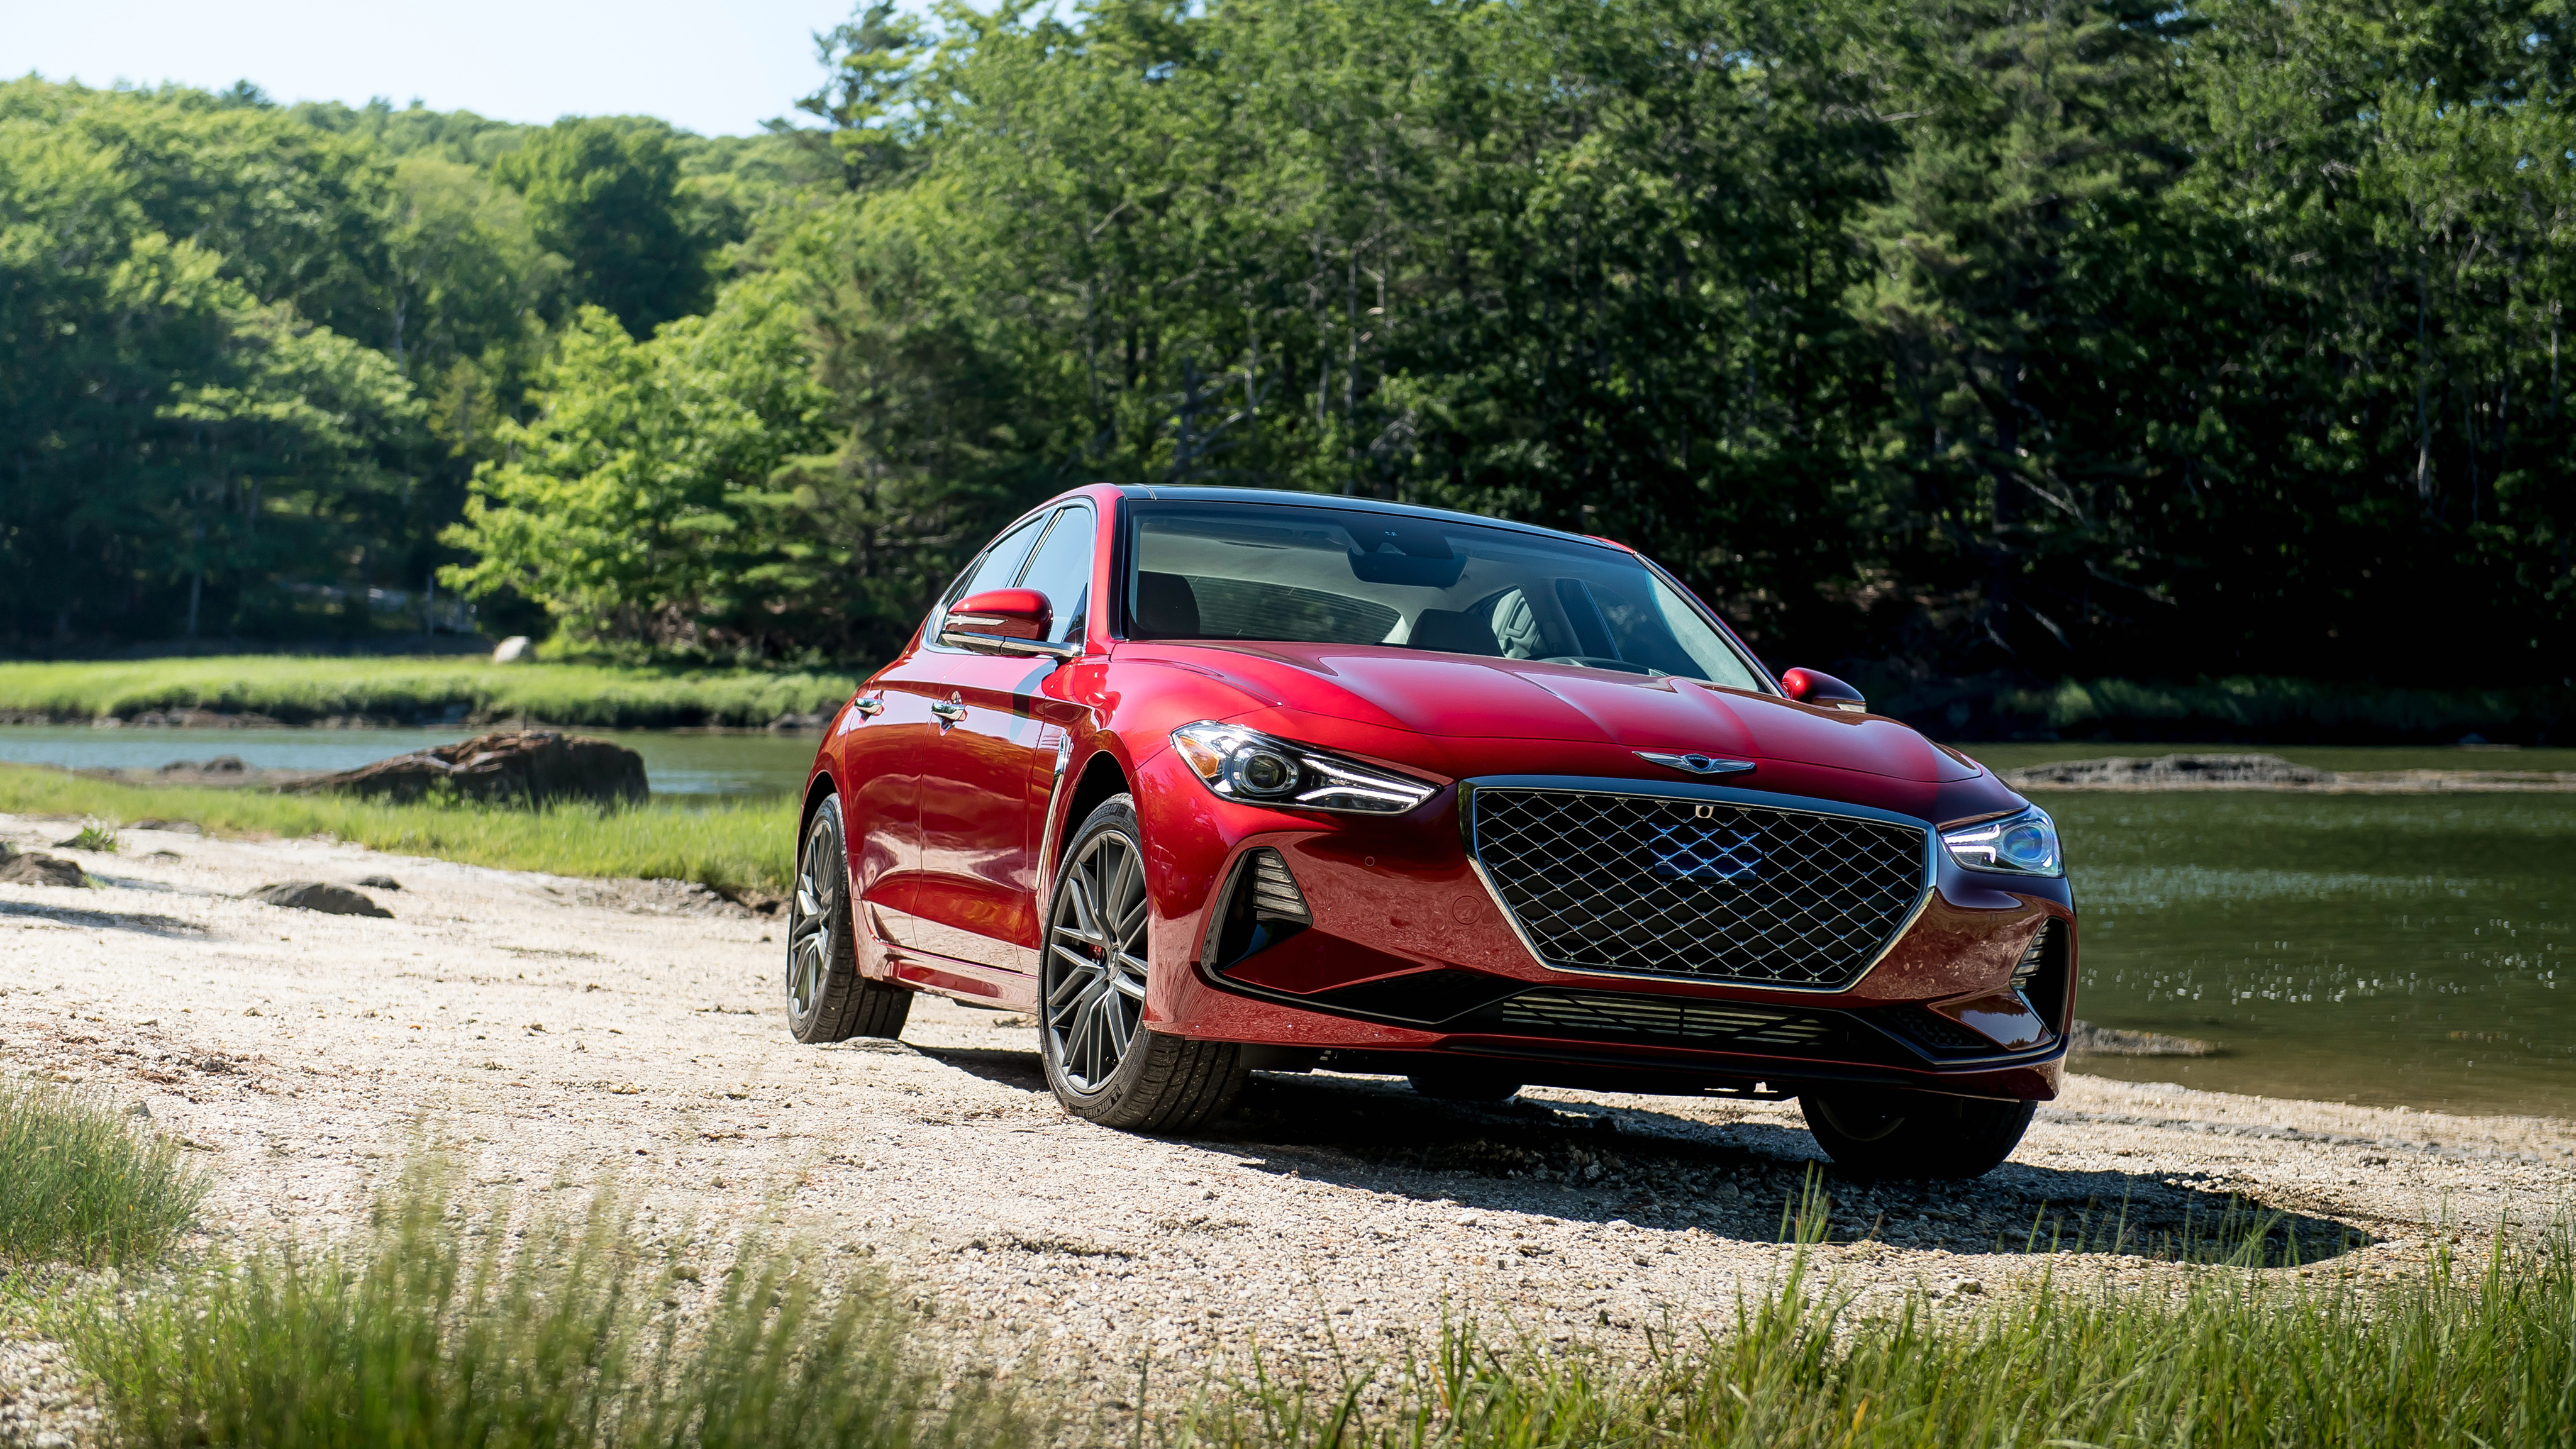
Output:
[767, 711, 829, 731]
[288, 730, 647, 808]
[130, 818, 205, 834]
[1999, 753, 2336, 789]
[492, 635, 535, 664]
[246, 881, 394, 918]
[2067, 1019, 2217, 1057]
[0, 852, 88, 887]
[354, 874, 403, 891]
[158, 753, 247, 774]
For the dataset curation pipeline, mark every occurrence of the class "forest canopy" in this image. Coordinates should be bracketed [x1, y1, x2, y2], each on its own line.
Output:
[4, 0, 2571, 689]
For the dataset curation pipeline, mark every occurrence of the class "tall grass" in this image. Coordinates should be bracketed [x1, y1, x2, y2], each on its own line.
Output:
[56, 1175, 1035, 1449]
[0, 1080, 203, 1267]
[0, 657, 860, 728]
[1176, 1203, 2576, 1448]
[0, 764, 796, 890]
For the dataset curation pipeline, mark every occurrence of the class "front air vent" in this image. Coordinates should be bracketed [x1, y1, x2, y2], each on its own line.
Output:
[1208, 848, 1311, 971]
[1248, 851, 1310, 923]
[1456, 988, 1841, 1052]
[2011, 919, 2070, 1033]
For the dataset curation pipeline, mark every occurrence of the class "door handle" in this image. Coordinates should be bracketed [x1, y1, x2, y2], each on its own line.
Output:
[930, 700, 969, 724]
[852, 696, 885, 718]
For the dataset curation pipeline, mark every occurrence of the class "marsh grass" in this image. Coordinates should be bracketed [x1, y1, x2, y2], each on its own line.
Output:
[59, 818, 121, 852]
[0, 657, 858, 729]
[1175, 1187, 2576, 1448]
[0, 764, 794, 889]
[56, 1174, 1036, 1449]
[0, 1080, 203, 1268]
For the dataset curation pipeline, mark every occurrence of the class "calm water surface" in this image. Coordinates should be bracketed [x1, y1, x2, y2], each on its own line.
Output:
[2044, 792, 2576, 1118]
[0, 725, 816, 797]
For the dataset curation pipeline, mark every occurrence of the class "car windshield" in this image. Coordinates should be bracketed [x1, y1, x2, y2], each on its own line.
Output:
[1123, 499, 1769, 691]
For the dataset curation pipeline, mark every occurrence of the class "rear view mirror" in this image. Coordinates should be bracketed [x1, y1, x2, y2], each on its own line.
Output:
[1780, 667, 1867, 713]
[943, 588, 1076, 658]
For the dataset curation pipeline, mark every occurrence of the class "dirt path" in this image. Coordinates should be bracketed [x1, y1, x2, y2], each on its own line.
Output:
[5, 813, 2573, 1425]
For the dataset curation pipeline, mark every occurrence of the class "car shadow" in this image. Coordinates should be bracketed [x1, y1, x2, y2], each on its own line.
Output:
[1203, 1072, 2369, 1264]
[901, 1043, 2367, 1264]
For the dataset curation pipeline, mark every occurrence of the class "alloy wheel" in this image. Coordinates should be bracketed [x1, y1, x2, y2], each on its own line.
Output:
[786, 816, 836, 1024]
[1045, 827, 1150, 1091]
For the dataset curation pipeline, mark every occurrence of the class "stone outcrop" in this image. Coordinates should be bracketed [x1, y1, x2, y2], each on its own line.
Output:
[2000, 753, 2336, 789]
[0, 847, 88, 887]
[246, 881, 393, 918]
[2066, 1019, 2217, 1057]
[288, 730, 648, 807]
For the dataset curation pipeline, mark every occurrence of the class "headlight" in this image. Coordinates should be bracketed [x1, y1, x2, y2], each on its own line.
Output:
[1169, 722, 1436, 815]
[1941, 805, 2063, 876]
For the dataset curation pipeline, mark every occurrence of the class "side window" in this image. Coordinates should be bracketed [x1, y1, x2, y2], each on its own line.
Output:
[934, 513, 1052, 646]
[1013, 504, 1096, 645]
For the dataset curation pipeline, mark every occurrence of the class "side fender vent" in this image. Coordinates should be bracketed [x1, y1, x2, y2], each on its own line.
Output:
[1209, 848, 1311, 971]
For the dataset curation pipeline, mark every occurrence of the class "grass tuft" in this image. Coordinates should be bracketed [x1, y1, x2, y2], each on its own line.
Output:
[55, 1170, 1033, 1449]
[0, 1080, 204, 1267]
[60, 818, 121, 852]
[0, 764, 794, 890]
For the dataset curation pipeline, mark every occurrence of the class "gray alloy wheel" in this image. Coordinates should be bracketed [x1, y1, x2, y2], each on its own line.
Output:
[1039, 795, 1245, 1131]
[784, 795, 912, 1043]
[1799, 1089, 2035, 1179]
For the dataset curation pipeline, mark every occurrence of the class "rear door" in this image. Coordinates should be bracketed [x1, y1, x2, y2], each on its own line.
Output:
[909, 502, 1097, 982]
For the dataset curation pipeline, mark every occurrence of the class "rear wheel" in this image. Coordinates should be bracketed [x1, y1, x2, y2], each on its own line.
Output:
[1040, 796, 1245, 1131]
[785, 796, 913, 1043]
[1799, 1089, 2034, 1179]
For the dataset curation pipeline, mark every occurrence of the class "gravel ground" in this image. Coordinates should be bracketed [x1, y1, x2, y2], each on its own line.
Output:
[5, 815, 2573, 1441]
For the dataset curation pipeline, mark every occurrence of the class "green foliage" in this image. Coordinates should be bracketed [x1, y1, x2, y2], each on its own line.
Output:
[0, 656, 857, 727]
[0, 1080, 203, 1267]
[492, 118, 713, 335]
[55, 1172, 1031, 1449]
[0, 764, 796, 889]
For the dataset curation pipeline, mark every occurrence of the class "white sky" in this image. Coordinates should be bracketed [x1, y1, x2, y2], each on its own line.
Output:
[1, 0, 886, 136]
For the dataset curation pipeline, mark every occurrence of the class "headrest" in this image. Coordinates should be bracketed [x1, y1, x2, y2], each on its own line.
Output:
[1133, 571, 1201, 638]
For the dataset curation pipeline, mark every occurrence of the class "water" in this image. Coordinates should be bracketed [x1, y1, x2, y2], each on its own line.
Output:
[2043, 792, 2576, 1118]
[0, 725, 816, 798]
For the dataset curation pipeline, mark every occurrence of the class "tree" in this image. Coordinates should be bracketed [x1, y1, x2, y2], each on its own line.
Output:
[493, 118, 709, 335]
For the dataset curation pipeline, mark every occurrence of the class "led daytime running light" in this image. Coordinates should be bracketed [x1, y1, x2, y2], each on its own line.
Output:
[1170, 723, 1436, 815]
[1940, 805, 2064, 877]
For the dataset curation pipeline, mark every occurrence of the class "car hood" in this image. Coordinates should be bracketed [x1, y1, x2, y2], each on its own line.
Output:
[1127, 643, 1976, 783]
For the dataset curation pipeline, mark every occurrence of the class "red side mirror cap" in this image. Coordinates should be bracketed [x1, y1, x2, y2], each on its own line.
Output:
[1780, 667, 1867, 713]
[950, 588, 1052, 642]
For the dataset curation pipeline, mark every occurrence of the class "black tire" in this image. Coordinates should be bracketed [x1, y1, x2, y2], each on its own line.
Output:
[1040, 795, 1245, 1132]
[1799, 1089, 2035, 1179]
[785, 795, 913, 1043]
[1408, 1070, 1524, 1103]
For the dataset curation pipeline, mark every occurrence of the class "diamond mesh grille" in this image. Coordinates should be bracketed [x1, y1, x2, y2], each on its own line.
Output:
[1470, 788, 1928, 989]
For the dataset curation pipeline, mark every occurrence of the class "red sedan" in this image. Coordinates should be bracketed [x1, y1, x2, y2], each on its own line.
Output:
[789, 487, 2074, 1179]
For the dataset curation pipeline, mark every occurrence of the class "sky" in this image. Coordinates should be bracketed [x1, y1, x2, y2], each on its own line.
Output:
[1, 0, 884, 136]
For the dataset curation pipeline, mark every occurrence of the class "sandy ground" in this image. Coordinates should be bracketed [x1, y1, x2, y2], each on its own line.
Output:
[5, 815, 2574, 1441]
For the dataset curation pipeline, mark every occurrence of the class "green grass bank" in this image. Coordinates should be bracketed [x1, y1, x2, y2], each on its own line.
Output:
[1871, 672, 2576, 745]
[0, 657, 860, 729]
[0, 765, 794, 891]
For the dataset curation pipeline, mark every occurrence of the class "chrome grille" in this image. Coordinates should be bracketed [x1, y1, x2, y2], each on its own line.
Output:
[1482, 989, 1835, 1048]
[1468, 787, 1928, 989]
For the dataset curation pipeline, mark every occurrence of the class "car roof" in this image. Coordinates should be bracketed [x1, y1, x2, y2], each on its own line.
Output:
[1111, 484, 1627, 553]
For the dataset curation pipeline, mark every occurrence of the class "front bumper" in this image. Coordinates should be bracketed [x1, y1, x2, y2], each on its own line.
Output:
[1141, 758, 2077, 1102]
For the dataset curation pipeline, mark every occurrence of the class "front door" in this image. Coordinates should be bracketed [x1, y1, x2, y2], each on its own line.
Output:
[909, 502, 1097, 987]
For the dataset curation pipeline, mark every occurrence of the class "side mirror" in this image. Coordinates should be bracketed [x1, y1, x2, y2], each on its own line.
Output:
[942, 589, 1077, 658]
[1780, 667, 1867, 713]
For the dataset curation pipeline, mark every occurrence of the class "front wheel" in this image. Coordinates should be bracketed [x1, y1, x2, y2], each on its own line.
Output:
[1040, 795, 1245, 1132]
[1799, 1089, 2035, 1179]
[785, 795, 913, 1043]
